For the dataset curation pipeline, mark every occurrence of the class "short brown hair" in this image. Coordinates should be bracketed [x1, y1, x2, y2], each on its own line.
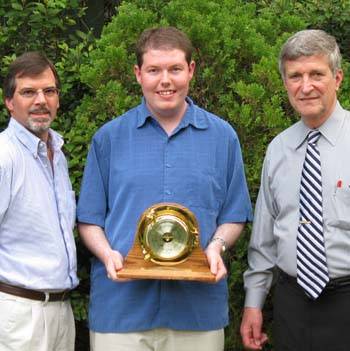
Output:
[135, 26, 194, 67]
[3, 51, 60, 99]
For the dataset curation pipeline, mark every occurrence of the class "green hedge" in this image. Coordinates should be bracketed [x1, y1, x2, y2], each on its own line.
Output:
[1, 1, 350, 350]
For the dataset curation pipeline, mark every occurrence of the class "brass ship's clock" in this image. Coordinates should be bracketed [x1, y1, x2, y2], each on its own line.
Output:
[117, 203, 215, 282]
[138, 203, 199, 265]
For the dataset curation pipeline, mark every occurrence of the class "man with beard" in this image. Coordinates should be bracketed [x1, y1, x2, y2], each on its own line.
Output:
[0, 52, 78, 351]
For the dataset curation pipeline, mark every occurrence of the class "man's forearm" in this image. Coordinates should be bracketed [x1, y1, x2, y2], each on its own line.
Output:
[78, 223, 114, 264]
[208, 222, 245, 251]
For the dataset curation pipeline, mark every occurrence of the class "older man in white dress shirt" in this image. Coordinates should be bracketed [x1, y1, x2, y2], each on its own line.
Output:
[0, 52, 78, 351]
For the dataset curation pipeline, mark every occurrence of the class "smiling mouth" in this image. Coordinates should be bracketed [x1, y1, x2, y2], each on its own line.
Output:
[157, 90, 175, 96]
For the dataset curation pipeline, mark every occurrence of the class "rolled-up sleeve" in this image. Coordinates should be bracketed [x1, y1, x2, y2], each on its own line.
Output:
[77, 134, 109, 228]
[217, 125, 253, 224]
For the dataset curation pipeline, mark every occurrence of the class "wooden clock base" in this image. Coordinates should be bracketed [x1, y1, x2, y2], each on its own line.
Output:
[117, 241, 216, 283]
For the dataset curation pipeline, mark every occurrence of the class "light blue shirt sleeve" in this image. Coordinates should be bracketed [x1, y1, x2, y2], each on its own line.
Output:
[0, 158, 11, 224]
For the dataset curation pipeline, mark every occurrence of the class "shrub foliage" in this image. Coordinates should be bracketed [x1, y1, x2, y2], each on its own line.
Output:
[1, 1, 350, 350]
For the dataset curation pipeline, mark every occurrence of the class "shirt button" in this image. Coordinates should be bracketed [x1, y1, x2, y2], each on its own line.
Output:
[165, 164, 171, 168]
[165, 190, 172, 195]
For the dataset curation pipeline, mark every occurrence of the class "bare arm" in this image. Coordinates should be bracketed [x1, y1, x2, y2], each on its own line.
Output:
[205, 222, 245, 282]
[78, 223, 124, 281]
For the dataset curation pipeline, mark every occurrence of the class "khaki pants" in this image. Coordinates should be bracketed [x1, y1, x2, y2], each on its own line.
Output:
[0, 291, 75, 351]
[90, 328, 224, 351]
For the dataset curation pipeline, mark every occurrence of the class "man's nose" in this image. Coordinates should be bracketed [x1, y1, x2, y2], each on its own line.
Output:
[300, 76, 313, 94]
[33, 90, 47, 104]
[160, 70, 170, 85]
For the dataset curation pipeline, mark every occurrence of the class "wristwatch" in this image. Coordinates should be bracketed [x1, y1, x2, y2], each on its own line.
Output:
[210, 236, 227, 253]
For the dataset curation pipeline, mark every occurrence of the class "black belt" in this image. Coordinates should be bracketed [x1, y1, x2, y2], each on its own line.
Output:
[0, 281, 70, 302]
[278, 269, 350, 290]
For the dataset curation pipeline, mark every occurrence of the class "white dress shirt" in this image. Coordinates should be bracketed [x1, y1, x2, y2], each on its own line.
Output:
[0, 118, 78, 290]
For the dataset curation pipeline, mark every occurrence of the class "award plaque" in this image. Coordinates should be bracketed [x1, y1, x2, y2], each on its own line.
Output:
[117, 203, 215, 282]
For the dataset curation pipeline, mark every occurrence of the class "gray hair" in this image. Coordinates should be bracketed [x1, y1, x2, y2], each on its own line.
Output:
[279, 29, 341, 80]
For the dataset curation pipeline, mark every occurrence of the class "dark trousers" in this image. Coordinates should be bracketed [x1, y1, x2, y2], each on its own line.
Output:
[273, 270, 350, 351]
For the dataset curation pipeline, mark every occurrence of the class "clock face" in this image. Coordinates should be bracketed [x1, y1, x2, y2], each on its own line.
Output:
[137, 203, 199, 265]
[145, 215, 189, 260]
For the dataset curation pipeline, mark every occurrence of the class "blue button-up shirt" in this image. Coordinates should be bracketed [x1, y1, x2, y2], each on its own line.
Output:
[77, 98, 252, 332]
[0, 118, 78, 290]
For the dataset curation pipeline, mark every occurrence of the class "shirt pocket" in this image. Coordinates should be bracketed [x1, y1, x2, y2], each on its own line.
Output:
[331, 187, 350, 230]
[186, 168, 223, 212]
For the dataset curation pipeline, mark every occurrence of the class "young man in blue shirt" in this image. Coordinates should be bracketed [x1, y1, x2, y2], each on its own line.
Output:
[78, 26, 252, 351]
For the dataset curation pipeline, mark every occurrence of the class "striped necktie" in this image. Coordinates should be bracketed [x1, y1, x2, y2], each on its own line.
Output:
[296, 130, 329, 299]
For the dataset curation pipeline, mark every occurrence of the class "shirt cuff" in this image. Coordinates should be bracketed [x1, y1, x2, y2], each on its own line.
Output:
[244, 288, 268, 309]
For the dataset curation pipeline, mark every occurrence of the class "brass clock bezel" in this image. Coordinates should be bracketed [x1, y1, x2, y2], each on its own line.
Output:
[137, 203, 199, 265]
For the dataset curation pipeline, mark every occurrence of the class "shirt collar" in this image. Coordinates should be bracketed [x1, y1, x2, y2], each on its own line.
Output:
[8, 117, 64, 157]
[136, 97, 208, 130]
[294, 100, 345, 149]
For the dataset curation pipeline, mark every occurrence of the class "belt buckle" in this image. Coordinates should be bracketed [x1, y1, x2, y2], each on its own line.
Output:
[61, 290, 68, 301]
[326, 277, 350, 290]
[44, 292, 50, 304]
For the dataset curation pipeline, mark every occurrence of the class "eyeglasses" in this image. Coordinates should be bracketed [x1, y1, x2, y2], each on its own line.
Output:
[17, 87, 59, 99]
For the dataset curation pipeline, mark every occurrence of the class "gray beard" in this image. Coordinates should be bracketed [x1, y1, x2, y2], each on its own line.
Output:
[27, 117, 52, 134]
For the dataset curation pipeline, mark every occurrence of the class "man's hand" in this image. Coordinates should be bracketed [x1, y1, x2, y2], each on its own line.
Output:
[103, 249, 128, 281]
[205, 243, 227, 282]
[240, 307, 268, 350]
[78, 223, 131, 282]
[205, 223, 245, 282]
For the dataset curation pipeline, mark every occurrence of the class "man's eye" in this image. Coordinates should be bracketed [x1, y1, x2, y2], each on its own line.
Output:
[43, 88, 58, 96]
[289, 74, 300, 80]
[20, 89, 36, 97]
